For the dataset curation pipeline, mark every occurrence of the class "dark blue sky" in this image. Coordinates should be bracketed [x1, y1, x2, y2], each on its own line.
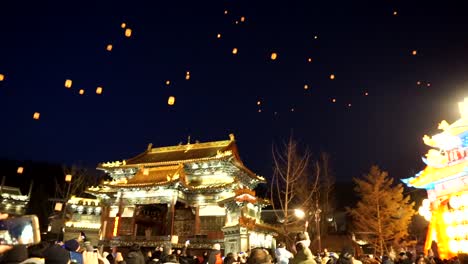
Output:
[1, 0, 467, 181]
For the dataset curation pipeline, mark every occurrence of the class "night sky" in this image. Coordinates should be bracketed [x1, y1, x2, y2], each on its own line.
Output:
[1, 0, 468, 182]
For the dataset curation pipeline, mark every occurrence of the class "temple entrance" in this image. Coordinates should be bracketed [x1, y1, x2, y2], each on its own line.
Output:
[135, 204, 168, 238]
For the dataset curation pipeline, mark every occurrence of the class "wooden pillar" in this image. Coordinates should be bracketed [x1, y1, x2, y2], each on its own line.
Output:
[194, 205, 200, 235]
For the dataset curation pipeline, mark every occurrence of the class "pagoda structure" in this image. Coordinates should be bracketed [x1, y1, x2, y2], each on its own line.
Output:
[403, 98, 468, 258]
[85, 134, 277, 251]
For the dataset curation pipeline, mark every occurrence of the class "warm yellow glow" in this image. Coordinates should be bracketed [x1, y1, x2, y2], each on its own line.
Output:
[65, 221, 101, 229]
[168, 96, 175, 105]
[113, 216, 120, 237]
[270, 52, 278, 60]
[412, 50, 417, 56]
[143, 168, 149, 175]
[294, 209, 305, 218]
[330, 74, 335, 80]
[0, 74, 4, 81]
[224, 10, 228, 15]
[165, 80, 170, 85]
[217, 33, 221, 39]
[240, 16, 246, 22]
[65, 174, 72, 182]
[96, 87, 103, 94]
[232, 48, 238, 55]
[121, 23, 126, 29]
[54, 203, 63, 211]
[125, 28, 132, 37]
[65, 79, 72, 88]
[17, 167, 24, 174]
[307, 58, 312, 62]
[304, 84, 309, 90]
[33, 112, 40, 120]
[459, 97, 468, 119]
[257, 101, 261, 105]
[79, 89, 84, 95]
[332, 98, 336, 103]
[106, 44, 113, 51]
[393, 11, 398, 16]
[449, 195, 462, 209]
[185, 71, 190, 80]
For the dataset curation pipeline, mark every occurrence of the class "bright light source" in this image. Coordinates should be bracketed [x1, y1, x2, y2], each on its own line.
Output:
[65, 174, 72, 182]
[294, 209, 305, 219]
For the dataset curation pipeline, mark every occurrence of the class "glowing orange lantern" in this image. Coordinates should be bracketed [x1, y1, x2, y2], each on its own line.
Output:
[217, 33, 221, 39]
[17, 167, 24, 174]
[33, 112, 40, 120]
[65, 79, 72, 88]
[96, 87, 103, 94]
[240, 16, 246, 22]
[125, 28, 132, 37]
[168, 96, 175, 105]
[165, 80, 171, 86]
[332, 98, 336, 103]
[232, 48, 238, 55]
[224, 10, 228, 15]
[0, 74, 4, 81]
[304, 84, 309, 90]
[330, 74, 335, 80]
[412, 50, 417, 56]
[257, 101, 261, 105]
[121, 23, 126, 29]
[79, 89, 85, 95]
[270, 52, 278, 60]
[307, 58, 312, 63]
[393, 11, 398, 16]
[106, 44, 113, 51]
[365, 92, 369, 96]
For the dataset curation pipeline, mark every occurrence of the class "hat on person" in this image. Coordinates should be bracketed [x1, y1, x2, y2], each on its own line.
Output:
[64, 239, 80, 252]
[44, 245, 71, 264]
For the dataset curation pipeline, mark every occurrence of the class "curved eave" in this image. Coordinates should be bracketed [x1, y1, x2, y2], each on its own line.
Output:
[231, 159, 266, 183]
[403, 161, 468, 189]
[101, 179, 180, 188]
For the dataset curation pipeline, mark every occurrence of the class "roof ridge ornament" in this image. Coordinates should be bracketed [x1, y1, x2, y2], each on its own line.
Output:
[147, 143, 153, 151]
[229, 133, 235, 141]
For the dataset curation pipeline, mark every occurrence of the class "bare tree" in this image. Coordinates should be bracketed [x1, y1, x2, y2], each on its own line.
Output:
[319, 152, 336, 234]
[270, 136, 320, 246]
[54, 165, 103, 200]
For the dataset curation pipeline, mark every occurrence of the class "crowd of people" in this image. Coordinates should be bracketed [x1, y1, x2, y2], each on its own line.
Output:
[0, 230, 465, 264]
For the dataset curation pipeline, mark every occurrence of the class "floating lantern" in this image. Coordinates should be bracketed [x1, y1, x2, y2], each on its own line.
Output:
[65, 79, 72, 88]
[121, 23, 126, 29]
[232, 48, 238, 55]
[270, 52, 278, 60]
[314, 35, 318, 39]
[393, 11, 398, 16]
[330, 74, 335, 80]
[168, 96, 175, 105]
[257, 101, 261, 105]
[217, 33, 221, 39]
[258, 109, 262, 113]
[412, 50, 417, 56]
[427, 82, 431, 87]
[224, 10, 228, 15]
[125, 28, 132, 37]
[17, 167, 24, 174]
[307, 58, 312, 63]
[365, 92, 369, 96]
[348, 103, 352, 107]
[304, 84, 309, 90]
[240, 16, 246, 22]
[0, 74, 4, 81]
[79, 89, 85, 95]
[106, 44, 113, 51]
[96, 87, 103, 94]
[165, 80, 171, 86]
[33, 112, 40, 120]
[417, 81, 421, 85]
[332, 98, 336, 103]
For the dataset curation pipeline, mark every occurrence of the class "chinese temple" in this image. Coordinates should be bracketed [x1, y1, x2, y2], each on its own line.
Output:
[80, 134, 277, 252]
[403, 98, 468, 258]
[0, 184, 31, 216]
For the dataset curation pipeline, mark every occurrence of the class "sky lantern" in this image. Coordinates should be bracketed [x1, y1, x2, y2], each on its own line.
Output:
[307, 58, 312, 63]
[224, 10, 228, 15]
[348, 103, 352, 107]
[330, 74, 335, 80]
[79, 89, 85, 95]
[64, 79, 72, 88]
[332, 98, 336, 103]
[232, 48, 238, 55]
[393, 11, 398, 16]
[240, 16, 246, 22]
[185, 71, 190, 80]
[125, 28, 132, 37]
[304, 84, 309, 90]
[257, 101, 261, 105]
[96, 87, 103, 94]
[165, 80, 171, 86]
[106, 44, 113, 51]
[412, 50, 417, 56]
[33, 112, 40, 120]
[217, 33, 221, 39]
[417, 81, 422, 85]
[427, 82, 431, 87]
[168, 96, 175, 105]
[17, 167, 24, 174]
[270, 52, 278, 60]
[314, 35, 318, 39]
[0, 74, 4, 81]
[121, 22, 126, 28]
[365, 92, 369, 96]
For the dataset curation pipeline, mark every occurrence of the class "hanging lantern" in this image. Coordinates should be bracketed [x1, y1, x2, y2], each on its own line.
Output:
[106, 44, 113, 51]
[270, 52, 278, 60]
[17, 167, 24, 174]
[0, 74, 4, 81]
[125, 28, 132, 37]
[96, 87, 103, 94]
[168, 96, 175, 105]
[33, 112, 40, 120]
[79, 89, 85, 95]
[65, 79, 72, 88]
[330, 74, 335, 80]
[121, 22, 126, 29]
[232, 48, 238, 55]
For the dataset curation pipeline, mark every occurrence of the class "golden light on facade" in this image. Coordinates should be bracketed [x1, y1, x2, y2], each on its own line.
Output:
[106, 44, 113, 51]
[79, 89, 85, 95]
[96, 87, 103, 94]
[65, 79, 72, 88]
[330, 74, 335, 80]
[121, 23, 126, 29]
[270, 52, 278, 60]
[0, 74, 4, 81]
[224, 10, 228, 15]
[33, 112, 40, 120]
[232, 48, 238, 55]
[17, 167, 24, 174]
[168, 96, 175, 105]
[125, 28, 132, 37]
[365, 92, 369, 96]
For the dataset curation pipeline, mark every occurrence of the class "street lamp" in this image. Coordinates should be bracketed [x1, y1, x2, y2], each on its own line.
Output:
[294, 209, 305, 219]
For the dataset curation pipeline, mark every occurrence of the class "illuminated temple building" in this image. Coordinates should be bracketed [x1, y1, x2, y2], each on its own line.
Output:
[72, 135, 276, 251]
[403, 98, 468, 258]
